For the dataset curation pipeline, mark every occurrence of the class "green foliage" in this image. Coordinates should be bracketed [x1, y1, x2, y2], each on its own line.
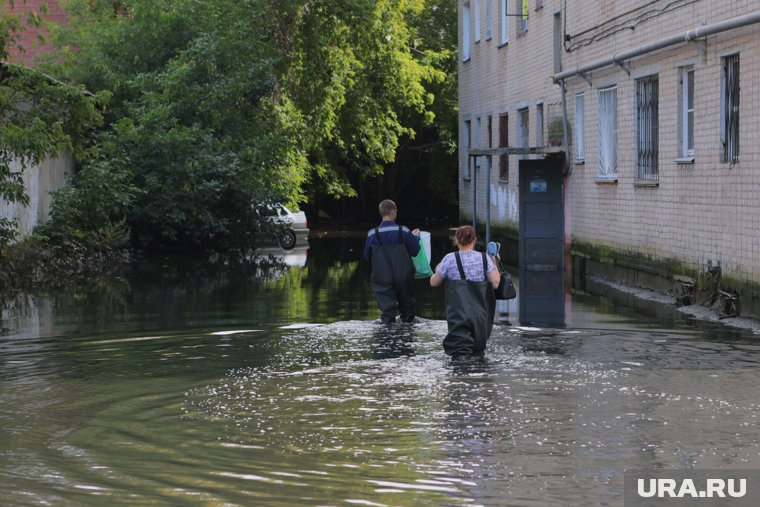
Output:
[39, 0, 456, 251]
[0, 1, 105, 246]
[278, 0, 451, 198]
[46, 0, 310, 250]
[37, 147, 136, 246]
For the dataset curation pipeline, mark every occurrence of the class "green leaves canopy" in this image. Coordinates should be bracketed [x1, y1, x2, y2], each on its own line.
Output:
[47, 0, 453, 250]
[0, 1, 105, 247]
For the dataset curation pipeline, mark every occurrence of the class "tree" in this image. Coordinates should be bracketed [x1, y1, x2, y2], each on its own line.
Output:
[48, 0, 456, 250]
[0, 0, 104, 248]
[274, 0, 450, 201]
[52, 0, 309, 250]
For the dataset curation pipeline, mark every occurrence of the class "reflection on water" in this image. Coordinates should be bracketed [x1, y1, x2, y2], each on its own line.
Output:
[2, 237, 760, 506]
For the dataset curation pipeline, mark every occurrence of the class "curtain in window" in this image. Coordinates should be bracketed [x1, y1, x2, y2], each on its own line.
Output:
[575, 94, 585, 161]
[597, 87, 617, 179]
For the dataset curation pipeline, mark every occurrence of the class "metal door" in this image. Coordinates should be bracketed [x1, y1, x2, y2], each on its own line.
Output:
[519, 159, 565, 326]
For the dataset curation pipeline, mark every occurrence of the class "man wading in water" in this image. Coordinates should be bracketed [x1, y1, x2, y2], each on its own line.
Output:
[364, 200, 421, 324]
[430, 226, 499, 359]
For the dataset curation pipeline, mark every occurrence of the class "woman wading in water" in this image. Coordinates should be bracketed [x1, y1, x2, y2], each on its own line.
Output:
[430, 226, 500, 360]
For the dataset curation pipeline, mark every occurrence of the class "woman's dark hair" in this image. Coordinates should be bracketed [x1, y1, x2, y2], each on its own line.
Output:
[455, 225, 477, 246]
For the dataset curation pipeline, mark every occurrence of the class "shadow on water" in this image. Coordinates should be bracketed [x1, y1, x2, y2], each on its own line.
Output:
[2, 235, 760, 506]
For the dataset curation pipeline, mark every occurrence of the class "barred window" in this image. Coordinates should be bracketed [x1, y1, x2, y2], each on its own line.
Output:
[597, 86, 617, 179]
[721, 54, 739, 163]
[636, 76, 659, 182]
[463, 120, 472, 180]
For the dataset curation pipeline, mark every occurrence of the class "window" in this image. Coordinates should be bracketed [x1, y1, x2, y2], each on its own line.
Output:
[500, 0, 509, 45]
[536, 102, 544, 147]
[486, 0, 493, 40]
[474, 0, 481, 43]
[636, 76, 659, 182]
[575, 93, 585, 162]
[463, 2, 471, 61]
[463, 119, 472, 180]
[487, 115, 493, 148]
[517, 0, 528, 34]
[597, 86, 617, 180]
[678, 66, 694, 159]
[721, 54, 739, 163]
[553, 12, 562, 74]
[517, 107, 529, 159]
[475, 116, 482, 168]
[499, 113, 509, 180]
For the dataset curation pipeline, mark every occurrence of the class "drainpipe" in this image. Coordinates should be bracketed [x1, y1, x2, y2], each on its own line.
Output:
[554, 11, 760, 82]
[560, 79, 571, 175]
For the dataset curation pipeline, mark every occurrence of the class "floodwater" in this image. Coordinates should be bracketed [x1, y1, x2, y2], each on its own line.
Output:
[2, 236, 760, 506]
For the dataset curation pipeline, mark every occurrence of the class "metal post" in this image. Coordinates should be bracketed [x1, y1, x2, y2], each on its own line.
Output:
[485, 155, 491, 245]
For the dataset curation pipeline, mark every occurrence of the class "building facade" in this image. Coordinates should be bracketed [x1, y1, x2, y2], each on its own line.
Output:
[459, 0, 760, 318]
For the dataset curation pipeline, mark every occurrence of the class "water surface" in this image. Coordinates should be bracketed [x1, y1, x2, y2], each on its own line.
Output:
[2, 236, 760, 506]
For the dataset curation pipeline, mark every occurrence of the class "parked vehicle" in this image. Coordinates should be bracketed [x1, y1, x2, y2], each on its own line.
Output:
[257, 204, 309, 249]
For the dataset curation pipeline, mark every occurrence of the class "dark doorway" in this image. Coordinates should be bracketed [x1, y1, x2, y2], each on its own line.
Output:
[519, 158, 565, 326]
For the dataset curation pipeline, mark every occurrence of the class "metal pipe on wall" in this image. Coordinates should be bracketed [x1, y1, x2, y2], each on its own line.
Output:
[554, 11, 760, 82]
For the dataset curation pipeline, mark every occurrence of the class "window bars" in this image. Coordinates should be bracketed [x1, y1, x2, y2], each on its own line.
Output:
[722, 54, 739, 163]
[636, 76, 659, 182]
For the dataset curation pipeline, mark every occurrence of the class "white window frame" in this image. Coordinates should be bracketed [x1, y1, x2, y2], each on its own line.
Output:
[575, 93, 585, 162]
[597, 86, 618, 180]
[500, 0, 509, 45]
[463, 119, 472, 180]
[535, 102, 544, 147]
[635, 75, 659, 183]
[721, 54, 739, 163]
[462, 2, 471, 61]
[486, 0, 493, 40]
[474, 0, 481, 43]
[678, 66, 694, 161]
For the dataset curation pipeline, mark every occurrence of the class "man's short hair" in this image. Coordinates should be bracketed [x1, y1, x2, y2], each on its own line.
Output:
[378, 199, 397, 216]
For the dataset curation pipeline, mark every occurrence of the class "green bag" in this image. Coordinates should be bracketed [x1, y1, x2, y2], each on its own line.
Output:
[412, 237, 433, 278]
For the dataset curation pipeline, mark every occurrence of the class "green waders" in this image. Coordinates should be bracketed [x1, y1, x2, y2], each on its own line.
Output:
[370, 226, 416, 324]
[442, 252, 496, 357]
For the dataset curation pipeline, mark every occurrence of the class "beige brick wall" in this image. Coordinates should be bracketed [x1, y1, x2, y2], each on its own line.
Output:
[459, 0, 760, 285]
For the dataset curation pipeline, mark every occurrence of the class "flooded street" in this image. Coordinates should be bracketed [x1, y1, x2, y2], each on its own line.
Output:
[2, 236, 760, 506]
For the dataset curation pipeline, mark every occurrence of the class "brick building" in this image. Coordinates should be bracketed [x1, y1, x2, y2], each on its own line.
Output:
[459, 0, 760, 318]
[4, 0, 67, 67]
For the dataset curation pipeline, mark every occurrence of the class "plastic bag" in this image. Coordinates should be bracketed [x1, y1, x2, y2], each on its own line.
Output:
[412, 232, 433, 278]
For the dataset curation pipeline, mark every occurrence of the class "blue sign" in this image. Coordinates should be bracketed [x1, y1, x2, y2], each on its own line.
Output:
[530, 178, 548, 192]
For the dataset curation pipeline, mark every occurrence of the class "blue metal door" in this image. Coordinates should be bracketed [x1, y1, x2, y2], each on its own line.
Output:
[519, 159, 565, 326]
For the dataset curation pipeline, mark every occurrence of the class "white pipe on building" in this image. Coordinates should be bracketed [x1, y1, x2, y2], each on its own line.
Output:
[553, 11, 760, 82]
